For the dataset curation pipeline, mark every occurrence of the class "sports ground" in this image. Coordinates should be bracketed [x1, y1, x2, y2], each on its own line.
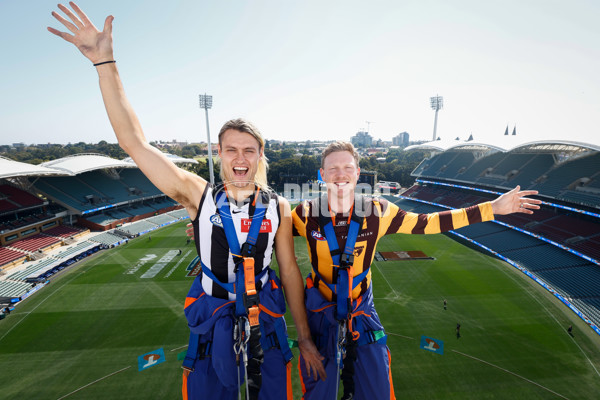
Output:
[0, 219, 599, 399]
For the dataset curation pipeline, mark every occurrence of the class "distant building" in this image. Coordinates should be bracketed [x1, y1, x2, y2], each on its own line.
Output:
[393, 132, 410, 147]
[351, 131, 373, 147]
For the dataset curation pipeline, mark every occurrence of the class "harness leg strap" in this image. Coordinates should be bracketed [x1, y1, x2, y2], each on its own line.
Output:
[246, 323, 264, 400]
[341, 329, 358, 400]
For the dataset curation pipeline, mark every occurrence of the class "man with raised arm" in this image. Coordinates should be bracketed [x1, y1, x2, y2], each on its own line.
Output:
[292, 141, 541, 399]
[48, 3, 325, 399]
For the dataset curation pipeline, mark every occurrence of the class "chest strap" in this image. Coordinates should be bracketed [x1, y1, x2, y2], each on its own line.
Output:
[317, 195, 365, 323]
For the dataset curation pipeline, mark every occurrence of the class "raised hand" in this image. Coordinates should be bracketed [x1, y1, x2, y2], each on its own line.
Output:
[491, 185, 542, 215]
[47, 2, 114, 64]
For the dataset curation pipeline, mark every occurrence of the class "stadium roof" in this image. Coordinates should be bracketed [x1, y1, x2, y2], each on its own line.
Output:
[0, 152, 198, 180]
[40, 153, 135, 175]
[405, 137, 600, 153]
[0, 156, 70, 179]
[123, 153, 198, 165]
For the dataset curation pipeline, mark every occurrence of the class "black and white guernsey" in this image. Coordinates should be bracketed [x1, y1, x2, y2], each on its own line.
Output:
[192, 185, 281, 300]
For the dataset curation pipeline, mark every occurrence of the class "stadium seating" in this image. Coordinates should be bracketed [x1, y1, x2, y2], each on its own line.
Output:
[0, 280, 32, 298]
[8, 234, 61, 253]
[456, 152, 506, 182]
[532, 152, 600, 197]
[0, 184, 43, 208]
[119, 220, 157, 236]
[88, 232, 125, 246]
[0, 199, 19, 213]
[43, 225, 87, 238]
[146, 214, 177, 226]
[405, 184, 600, 260]
[0, 247, 27, 267]
[7, 258, 59, 281]
[168, 208, 189, 219]
[118, 169, 163, 195]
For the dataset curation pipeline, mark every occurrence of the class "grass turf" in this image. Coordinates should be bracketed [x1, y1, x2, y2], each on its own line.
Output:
[0, 220, 599, 399]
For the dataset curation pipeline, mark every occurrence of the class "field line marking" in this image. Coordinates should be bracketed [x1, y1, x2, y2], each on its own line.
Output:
[373, 261, 399, 297]
[56, 366, 131, 400]
[0, 268, 81, 344]
[386, 331, 415, 340]
[170, 344, 188, 352]
[452, 350, 570, 400]
[485, 251, 600, 379]
[164, 249, 193, 278]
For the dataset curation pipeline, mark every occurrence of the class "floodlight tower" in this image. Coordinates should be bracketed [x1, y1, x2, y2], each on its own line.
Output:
[430, 95, 443, 141]
[199, 94, 215, 185]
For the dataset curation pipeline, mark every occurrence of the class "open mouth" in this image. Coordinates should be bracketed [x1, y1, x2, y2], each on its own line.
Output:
[233, 167, 249, 177]
[334, 182, 349, 187]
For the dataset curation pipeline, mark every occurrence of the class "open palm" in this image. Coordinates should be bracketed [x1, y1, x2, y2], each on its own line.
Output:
[48, 2, 114, 64]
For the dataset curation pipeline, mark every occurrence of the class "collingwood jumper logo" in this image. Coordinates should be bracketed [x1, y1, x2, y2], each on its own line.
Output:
[210, 214, 223, 227]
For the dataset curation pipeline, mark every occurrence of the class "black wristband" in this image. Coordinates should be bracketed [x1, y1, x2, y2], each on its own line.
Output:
[93, 60, 116, 67]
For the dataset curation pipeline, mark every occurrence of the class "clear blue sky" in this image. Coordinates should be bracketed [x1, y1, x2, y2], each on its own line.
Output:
[1, 0, 599, 146]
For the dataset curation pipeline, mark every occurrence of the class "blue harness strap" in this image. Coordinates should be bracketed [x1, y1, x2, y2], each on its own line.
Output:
[182, 332, 200, 370]
[316, 195, 365, 321]
[200, 260, 268, 294]
[183, 188, 267, 374]
[259, 317, 294, 363]
[215, 189, 267, 317]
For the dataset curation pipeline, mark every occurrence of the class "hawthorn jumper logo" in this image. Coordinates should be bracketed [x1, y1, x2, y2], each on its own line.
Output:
[353, 245, 365, 257]
[138, 348, 166, 371]
[210, 214, 223, 227]
[311, 230, 326, 241]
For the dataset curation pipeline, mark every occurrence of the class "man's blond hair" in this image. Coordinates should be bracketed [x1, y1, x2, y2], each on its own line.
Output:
[321, 141, 360, 168]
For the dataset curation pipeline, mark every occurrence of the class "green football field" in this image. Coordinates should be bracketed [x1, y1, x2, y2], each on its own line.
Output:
[0, 219, 599, 399]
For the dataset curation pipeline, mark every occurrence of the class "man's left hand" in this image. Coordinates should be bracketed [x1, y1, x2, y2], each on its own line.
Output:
[491, 186, 542, 215]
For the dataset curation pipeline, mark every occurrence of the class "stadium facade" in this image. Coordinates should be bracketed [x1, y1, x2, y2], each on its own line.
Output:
[0, 153, 192, 305]
[2, 141, 600, 337]
[398, 136, 600, 335]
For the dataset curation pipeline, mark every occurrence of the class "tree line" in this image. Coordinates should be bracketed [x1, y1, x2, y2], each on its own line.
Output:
[1, 143, 427, 192]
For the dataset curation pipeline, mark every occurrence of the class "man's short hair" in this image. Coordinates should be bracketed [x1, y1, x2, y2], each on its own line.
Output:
[321, 141, 360, 169]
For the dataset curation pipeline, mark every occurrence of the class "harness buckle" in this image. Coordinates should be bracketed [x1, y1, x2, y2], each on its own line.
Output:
[340, 253, 354, 269]
[247, 305, 260, 326]
[241, 242, 257, 258]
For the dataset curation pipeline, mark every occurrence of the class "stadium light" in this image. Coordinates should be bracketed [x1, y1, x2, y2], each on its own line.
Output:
[199, 94, 215, 185]
[430, 95, 443, 141]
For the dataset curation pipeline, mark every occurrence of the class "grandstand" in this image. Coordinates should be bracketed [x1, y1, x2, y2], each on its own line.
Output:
[404, 136, 600, 334]
[1, 153, 193, 303]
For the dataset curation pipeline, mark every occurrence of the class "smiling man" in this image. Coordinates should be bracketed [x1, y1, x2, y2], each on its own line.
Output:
[292, 141, 541, 399]
[48, 3, 324, 399]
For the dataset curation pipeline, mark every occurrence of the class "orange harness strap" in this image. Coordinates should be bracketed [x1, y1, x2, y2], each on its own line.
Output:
[243, 257, 260, 326]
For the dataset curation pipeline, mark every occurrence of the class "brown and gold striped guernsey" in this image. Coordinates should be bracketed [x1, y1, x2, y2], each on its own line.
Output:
[292, 196, 494, 301]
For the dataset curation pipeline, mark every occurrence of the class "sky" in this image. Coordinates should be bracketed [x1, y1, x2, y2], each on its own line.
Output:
[1, 0, 599, 147]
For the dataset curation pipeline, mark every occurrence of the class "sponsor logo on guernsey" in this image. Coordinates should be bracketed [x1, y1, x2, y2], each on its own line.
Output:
[311, 230, 326, 241]
[210, 214, 223, 227]
[241, 218, 272, 233]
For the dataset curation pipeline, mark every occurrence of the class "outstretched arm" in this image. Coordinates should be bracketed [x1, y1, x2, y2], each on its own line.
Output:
[275, 199, 326, 381]
[383, 186, 542, 235]
[48, 2, 206, 219]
